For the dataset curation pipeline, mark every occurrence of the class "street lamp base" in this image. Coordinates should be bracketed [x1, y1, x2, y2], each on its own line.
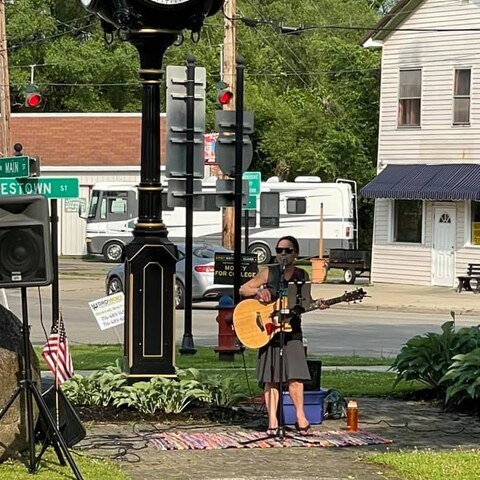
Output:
[179, 333, 197, 355]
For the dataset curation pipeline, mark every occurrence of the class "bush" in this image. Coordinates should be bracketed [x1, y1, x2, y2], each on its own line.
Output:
[62, 364, 127, 407]
[391, 321, 480, 394]
[62, 366, 247, 414]
[182, 368, 249, 407]
[112, 375, 209, 414]
[440, 348, 480, 406]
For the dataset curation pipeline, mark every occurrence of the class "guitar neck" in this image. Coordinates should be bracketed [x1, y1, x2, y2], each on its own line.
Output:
[307, 295, 347, 312]
[322, 296, 346, 307]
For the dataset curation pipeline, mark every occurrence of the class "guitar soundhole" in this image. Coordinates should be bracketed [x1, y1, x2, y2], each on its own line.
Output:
[255, 312, 265, 332]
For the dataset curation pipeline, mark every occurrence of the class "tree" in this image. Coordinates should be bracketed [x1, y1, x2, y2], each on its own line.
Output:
[6, 0, 382, 190]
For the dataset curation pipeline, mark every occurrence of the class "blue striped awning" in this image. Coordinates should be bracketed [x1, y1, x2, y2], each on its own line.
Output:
[360, 164, 480, 201]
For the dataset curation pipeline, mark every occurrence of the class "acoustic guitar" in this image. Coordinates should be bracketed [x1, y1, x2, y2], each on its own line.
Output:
[232, 288, 367, 349]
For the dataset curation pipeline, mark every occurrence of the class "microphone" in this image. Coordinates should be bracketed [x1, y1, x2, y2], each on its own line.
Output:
[279, 255, 287, 271]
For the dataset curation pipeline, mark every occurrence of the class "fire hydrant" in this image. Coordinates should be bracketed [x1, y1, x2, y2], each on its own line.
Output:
[214, 295, 243, 361]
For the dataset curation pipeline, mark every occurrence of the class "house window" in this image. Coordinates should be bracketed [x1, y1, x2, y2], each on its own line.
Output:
[471, 201, 480, 245]
[393, 200, 423, 243]
[398, 69, 421, 127]
[453, 68, 471, 125]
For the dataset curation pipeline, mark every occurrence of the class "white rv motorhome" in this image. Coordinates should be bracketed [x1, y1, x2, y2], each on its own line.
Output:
[85, 176, 358, 263]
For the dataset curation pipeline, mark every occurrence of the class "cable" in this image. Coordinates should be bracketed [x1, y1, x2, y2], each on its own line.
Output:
[37, 286, 50, 344]
[236, 2, 480, 35]
[74, 426, 149, 463]
[239, 2, 322, 102]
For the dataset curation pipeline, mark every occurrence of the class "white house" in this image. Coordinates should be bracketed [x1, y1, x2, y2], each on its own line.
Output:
[360, 0, 480, 288]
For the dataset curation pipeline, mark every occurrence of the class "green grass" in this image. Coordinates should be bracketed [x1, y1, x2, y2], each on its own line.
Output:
[196, 368, 422, 399]
[0, 450, 129, 480]
[34, 343, 415, 400]
[33, 344, 392, 371]
[366, 450, 480, 480]
[35, 343, 415, 399]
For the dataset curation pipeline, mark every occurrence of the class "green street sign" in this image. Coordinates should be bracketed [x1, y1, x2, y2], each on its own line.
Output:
[242, 171, 261, 210]
[0, 177, 79, 199]
[245, 195, 257, 210]
[242, 171, 261, 194]
[0, 156, 29, 178]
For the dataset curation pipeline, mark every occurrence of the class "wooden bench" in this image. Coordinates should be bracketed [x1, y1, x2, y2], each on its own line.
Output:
[456, 263, 480, 293]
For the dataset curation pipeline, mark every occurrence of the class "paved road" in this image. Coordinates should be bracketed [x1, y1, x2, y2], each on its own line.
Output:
[2, 259, 478, 357]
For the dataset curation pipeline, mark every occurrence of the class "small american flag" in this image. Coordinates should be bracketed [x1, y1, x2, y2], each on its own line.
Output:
[42, 314, 74, 386]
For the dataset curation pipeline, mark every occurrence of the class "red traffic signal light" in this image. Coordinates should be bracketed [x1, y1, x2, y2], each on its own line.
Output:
[25, 92, 42, 108]
[217, 89, 233, 105]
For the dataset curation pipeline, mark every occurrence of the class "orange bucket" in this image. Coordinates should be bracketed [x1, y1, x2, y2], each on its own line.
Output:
[311, 258, 328, 284]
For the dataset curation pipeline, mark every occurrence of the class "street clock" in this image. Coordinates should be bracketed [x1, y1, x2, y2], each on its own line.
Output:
[80, 0, 224, 32]
[147, 0, 192, 3]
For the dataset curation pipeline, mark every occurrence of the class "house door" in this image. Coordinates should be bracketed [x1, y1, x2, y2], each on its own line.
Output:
[432, 207, 456, 287]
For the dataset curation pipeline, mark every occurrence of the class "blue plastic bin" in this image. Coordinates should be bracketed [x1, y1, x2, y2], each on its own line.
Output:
[282, 388, 328, 425]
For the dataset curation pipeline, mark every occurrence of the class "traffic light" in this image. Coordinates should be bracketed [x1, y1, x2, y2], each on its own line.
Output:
[217, 89, 233, 105]
[25, 84, 41, 108]
[214, 110, 254, 176]
[216, 81, 233, 106]
[29, 156, 41, 177]
[165, 64, 206, 179]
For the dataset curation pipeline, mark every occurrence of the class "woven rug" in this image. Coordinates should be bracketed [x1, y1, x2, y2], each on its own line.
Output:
[147, 429, 392, 450]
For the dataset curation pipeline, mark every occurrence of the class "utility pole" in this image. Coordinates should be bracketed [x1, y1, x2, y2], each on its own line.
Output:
[0, 1, 11, 157]
[221, 0, 236, 249]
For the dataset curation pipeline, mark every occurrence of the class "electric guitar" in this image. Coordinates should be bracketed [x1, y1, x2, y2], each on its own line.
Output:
[232, 288, 367, 349]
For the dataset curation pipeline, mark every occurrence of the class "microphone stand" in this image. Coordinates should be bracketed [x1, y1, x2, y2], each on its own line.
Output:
[241, 256, 311, 446]
[276, 255, 288, 439]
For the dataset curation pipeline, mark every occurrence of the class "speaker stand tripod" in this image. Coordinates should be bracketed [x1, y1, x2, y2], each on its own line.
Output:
[0, 287, 83, 479]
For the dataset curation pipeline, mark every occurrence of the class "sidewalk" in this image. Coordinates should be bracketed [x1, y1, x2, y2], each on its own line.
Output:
[310, 281, 480, 316]
[77, 396, 480, 480]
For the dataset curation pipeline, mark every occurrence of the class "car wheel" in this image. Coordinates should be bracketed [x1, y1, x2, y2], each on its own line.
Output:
[248, 243, 272, 265]
[107, 276, 123, 295]
[103, 241, 124, 263]
[175, 280, 185, 309]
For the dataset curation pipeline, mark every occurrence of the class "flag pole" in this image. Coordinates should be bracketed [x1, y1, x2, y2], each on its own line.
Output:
[55, 313, 60, 429]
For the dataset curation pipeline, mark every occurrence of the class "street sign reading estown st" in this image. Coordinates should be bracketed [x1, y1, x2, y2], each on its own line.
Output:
[0, 177, 79, 198]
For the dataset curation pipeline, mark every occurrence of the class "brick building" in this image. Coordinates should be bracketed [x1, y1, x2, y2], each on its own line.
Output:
[7, 112, 167, 167]
[2, 113, 168, 255]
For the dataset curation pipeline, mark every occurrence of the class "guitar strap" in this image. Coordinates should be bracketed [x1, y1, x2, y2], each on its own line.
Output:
[267, 265, 306, 339]
[266, 265, 307, 300]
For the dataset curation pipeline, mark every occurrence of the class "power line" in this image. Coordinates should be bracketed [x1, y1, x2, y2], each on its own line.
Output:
[240, 1, 317, 91]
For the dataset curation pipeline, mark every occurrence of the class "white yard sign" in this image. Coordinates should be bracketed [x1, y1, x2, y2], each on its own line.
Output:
[89, 293, 124, 331]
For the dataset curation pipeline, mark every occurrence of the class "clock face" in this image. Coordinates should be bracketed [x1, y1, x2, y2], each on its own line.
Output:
[148, 0, 192, 3]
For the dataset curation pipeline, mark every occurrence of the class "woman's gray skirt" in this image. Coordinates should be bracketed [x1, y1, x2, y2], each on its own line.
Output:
[256, 338, 310, 383]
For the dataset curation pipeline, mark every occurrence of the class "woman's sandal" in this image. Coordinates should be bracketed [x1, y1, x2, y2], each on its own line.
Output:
[295, 422, 312, 435]
[266, 427, 277, 436]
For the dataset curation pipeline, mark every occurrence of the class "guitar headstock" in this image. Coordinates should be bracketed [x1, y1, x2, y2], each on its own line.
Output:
[341, 288, 367, 303]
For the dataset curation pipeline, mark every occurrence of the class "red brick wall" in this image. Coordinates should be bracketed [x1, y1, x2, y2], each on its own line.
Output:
[6, 114, 167, 167]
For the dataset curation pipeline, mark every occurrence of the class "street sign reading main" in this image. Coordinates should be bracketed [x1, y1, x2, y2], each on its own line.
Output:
[0, 177, 79, 198]
[0, 156, 29, 178]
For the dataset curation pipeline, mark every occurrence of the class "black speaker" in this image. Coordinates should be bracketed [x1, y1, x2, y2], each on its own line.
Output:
[304, 359, 322, 391]
[36, 386, 86, 448]
[0, 194, 53, 287]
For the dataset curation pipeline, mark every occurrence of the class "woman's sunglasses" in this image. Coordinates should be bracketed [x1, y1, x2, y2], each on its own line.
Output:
[275, 247, 295, 254]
